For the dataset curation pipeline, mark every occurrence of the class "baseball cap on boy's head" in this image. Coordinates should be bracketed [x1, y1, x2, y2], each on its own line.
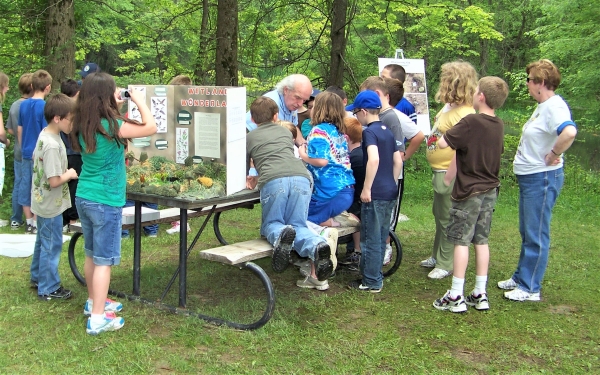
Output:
[80, 62, 100, 78]
[345, 90, 382, 111]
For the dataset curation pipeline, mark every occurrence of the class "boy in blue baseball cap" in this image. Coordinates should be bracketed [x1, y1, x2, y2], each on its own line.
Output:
[80, 63, 100, 79]
[346, 90, 403, 293]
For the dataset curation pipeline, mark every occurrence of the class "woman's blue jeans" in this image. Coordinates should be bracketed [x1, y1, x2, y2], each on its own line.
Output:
[512, 168, 564, 293]
[260, 176, 324, 260]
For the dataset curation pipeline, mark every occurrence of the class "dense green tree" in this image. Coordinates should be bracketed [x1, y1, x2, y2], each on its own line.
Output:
[0, 0, 597, 127]
[535, 0, 600, 127]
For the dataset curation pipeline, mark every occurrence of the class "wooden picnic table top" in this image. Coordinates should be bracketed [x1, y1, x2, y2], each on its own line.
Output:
[126, 188, 260, 209]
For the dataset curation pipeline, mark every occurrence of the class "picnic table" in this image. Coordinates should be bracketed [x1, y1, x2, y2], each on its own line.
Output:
[67, 189, 276, 330]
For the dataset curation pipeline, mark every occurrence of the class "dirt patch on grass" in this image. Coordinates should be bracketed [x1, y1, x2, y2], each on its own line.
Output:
[452, 349, 491, 374]
[548, 305, 578, 314]
[154, 360, 175, 373]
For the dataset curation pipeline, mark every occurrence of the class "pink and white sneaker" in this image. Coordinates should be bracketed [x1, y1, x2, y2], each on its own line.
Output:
[166, 221, 191, 234]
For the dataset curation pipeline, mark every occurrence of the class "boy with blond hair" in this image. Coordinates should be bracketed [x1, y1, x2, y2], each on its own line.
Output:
[30, 93, 78, 300]
[433, 76, 509, 312]
[18, 69, 52, 234]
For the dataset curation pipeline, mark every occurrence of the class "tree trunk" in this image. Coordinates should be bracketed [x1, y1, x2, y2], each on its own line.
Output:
[44, 0, 75, 90]
[479, 39, 488, 77]
[194, 0, 211, 85]
[327, 0, 348, 88]
[215, 0, 238, 86]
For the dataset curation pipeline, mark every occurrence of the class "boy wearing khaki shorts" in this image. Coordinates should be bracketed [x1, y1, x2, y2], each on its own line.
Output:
[432, 76, 509, 312]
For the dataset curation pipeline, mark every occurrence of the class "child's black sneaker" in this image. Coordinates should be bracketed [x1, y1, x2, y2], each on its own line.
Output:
[465, 292, 490, 310]
[314, 242, 333, 281]
[26, 224, 37, 235]
[433, 290, 467, 313]
[271, 226, 295, 273]
[11, 221, 24, 230]
[348, 279, 381, 293]
[38, 286, 72, 301]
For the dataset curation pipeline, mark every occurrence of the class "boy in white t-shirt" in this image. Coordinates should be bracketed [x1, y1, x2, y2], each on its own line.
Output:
[30, 94, 78, 301]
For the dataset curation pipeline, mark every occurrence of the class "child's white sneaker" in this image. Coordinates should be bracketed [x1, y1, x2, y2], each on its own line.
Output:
[166, 221, 191, 234]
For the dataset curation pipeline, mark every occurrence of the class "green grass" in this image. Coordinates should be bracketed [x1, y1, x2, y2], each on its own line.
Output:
[1, 174, 599, 374]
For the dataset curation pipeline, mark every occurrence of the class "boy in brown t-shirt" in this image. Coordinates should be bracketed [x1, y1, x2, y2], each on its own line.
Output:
[432, 76, 509, 312]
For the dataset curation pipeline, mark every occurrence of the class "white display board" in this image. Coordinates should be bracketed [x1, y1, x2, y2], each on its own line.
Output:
[127, 85, 247, 196]
[378, 58, 431, 135]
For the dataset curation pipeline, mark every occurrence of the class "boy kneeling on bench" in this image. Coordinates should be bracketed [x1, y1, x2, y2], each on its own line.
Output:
[246, 97, 334, 291]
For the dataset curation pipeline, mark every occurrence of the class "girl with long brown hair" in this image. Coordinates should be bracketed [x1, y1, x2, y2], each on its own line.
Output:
[70, 72, 156, 335]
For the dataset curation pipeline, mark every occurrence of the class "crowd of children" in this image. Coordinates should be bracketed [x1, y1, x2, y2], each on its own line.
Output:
[0, 57, 520, 338]
[245, 61, 514, 304]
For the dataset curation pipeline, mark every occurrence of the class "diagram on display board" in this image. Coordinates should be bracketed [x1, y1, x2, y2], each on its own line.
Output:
[378, 58, 431, 135]
[125, 85, 247, 198]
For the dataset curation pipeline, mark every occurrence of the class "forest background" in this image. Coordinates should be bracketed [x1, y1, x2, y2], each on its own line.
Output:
[0, 0, 598, 125]
[1, 0, 599, 206]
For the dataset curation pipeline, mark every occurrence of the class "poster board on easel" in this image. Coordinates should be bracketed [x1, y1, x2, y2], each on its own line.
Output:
[378, 55, 431, 135]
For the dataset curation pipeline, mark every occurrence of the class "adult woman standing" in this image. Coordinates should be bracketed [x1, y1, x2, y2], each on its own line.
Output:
[423, 61, 478, 279]
[499, 59, 577, 301]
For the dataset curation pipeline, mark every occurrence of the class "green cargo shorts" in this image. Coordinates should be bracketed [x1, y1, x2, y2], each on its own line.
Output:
[446, 188, 498, 246]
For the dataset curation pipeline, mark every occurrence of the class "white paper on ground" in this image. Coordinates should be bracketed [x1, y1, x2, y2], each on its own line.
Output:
[0, 234, 71, 258]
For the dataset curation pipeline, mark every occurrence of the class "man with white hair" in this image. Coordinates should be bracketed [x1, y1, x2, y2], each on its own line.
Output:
[246, 74, 313, 145]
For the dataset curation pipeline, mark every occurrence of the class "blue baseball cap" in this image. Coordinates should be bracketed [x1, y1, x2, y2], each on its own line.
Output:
[80, 62, 100, 78]
[345, 90, 382, 111]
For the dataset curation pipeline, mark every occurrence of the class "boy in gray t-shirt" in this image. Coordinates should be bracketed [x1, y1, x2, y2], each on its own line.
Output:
[30, 93, 78, 301]
[5, 73, 33, 229]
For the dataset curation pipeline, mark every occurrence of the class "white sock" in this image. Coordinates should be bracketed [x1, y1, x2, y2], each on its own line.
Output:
[474, 275, 488, 296]
[87, 298, 93, 305]
[450, 277, 464, 299]
[90, 313, 105, 325]
[26, 218, 33, 226]
[33, 220, 37, 228]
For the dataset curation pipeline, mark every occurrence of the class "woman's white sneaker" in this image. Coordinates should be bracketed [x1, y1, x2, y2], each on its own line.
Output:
[497, 278, 517, 290]
[504, 288, 541, 302]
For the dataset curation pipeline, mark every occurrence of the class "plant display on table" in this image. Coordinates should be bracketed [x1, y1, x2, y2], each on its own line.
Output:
[125, 152, 226, 200]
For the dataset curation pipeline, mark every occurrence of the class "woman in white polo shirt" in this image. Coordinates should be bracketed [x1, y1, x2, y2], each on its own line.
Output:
[498, 59, 577, 301]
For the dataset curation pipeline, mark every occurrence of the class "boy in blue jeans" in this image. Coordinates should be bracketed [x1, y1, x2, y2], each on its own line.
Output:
[345, 90, 403, 293]
[247, 96, 334, 291]
[5, 73, 33, 230]
[30, 94, 79, 300]
[432, 76, 509, 312]
[18, 69, 52, 234]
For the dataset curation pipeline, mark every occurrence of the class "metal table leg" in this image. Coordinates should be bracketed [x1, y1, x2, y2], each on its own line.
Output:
[133, 200, 142, 296]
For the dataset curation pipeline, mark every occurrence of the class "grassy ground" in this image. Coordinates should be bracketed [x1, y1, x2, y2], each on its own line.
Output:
[0, 171, 599, 374]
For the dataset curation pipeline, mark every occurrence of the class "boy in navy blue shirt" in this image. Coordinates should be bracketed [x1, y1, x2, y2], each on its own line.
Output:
[346, 90, 403, 293]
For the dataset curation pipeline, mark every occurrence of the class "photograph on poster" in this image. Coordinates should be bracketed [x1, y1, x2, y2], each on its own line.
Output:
[378, 58, 431, 134]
